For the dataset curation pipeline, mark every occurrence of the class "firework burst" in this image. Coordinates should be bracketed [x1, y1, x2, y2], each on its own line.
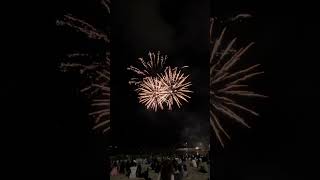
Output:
[128, 52, 192, 111]
[159, 66, 192, 110]
[136, 77, 167, 111]
[210, 16, 267, 146]
[57, 0, 111, 133]
[127, 51, 168, 85]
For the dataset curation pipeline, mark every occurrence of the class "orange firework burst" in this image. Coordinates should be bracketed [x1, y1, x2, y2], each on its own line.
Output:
[57, 0, 111, 133]
[128, 52, 192, 111]
[210, 16, 267, 146]
[136, 77, 167, 111]
[159, 66, 192, 110]
[127, 51, 167, 85]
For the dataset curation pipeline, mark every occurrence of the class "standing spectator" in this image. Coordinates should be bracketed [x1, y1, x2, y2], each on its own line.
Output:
[129, 162, 137, 179]
[136, 164, 142, 178]
[182, 164, 188, 177]
[110, 161, 119, 176]
[191, 158, 197, 168]
[174, 164, 184, 180]
[157, 160, 174, 180]
[119, 160, 125, 174]
[125, 160, 131, 178]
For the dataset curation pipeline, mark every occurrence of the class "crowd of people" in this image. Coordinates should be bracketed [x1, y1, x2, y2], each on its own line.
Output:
[110, 154, 209, 180]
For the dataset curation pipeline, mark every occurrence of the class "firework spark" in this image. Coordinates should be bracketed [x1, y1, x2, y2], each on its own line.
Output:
[159, 66, 192, 110]
[136, 77, 167, 111]
[57, 0, 111, 134]
[210, 16, 266, 146]
[128, 52, 192, 111]
[127, 51, 168, 85]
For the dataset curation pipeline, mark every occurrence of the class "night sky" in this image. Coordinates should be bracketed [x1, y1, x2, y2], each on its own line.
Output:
[211, 0, 307, 179]
[111, 0, 210, 151]
[3, 0, 313, 179]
